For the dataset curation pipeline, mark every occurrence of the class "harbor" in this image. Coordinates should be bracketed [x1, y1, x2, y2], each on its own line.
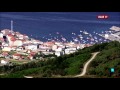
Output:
[99, 26, 120, 42]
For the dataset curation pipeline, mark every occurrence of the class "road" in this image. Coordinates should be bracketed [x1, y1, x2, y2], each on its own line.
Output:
[24, 76, 33, 78]
[75, 52, 100, 77]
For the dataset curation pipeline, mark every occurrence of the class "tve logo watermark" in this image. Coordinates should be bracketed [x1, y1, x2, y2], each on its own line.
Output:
[97, 15, 109, 19]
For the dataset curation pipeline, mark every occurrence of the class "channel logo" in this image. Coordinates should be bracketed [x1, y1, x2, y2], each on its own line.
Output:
[97, 15, 109, 19]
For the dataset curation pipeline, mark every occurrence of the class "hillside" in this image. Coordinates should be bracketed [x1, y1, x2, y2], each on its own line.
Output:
[0, 49, 92, 78]
[88, 41, 120, 78]
[0, 41, 120, 78]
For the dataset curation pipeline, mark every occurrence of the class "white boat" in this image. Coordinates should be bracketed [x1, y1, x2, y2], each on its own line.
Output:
[99, 38, 102, 41]
[73, 38, 78, 42]
[87, 37, 89, 39]
[80, 30, 83, 32]
[80, 36, 83, 39]
[104, 39, 107, 41]
[95, 40, 98, 42]
[96, 33, 98, 35]
[93, 31, 95, 33]
[83, 30, 89, 34]
[91, 38, 94, 41]
[48, 39, 51, 40]
[78, 34, 82, 37]
[94, 36, 98, 39]
[89, 34, 92, 37]
[101, 31, 104, 33]
[108, 31, 112, 33]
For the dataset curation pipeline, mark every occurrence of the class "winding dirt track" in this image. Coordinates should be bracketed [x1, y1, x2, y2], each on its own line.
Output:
[24, 52, 99, 78]
[24, 76, 33, 78]
[74, 52, 100, 77]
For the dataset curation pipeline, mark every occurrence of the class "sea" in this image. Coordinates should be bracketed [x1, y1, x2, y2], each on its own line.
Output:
[0, 12, 120, 44]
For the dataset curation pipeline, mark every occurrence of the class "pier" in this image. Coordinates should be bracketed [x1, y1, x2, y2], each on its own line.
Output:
[99, 31, 120, 42]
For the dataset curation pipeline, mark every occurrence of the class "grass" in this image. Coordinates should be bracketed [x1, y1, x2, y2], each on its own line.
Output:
[10, 59, 30, 64]
[0, 67, 43, 78]
[64, 53, 91, 75]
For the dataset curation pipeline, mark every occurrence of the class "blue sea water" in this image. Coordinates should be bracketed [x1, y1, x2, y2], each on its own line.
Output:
[0, 12, 120, 43]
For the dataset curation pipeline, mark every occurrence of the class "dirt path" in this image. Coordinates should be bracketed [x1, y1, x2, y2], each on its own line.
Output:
[24, 76, 33, 78]
[75, 52, 100, 77]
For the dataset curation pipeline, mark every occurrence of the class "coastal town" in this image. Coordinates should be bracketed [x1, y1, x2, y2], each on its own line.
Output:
[0, 12, 120, 78]
[0, 28, 92, 65]
[0, 20, 120, 66]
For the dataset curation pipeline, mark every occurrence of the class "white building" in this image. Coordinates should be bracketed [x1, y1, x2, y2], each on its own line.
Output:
[55, 42, 62, 45]
[2, 42, 9, 46]
[16, 47, 23, 51]
[27, 44, 38, 50]
[69, 50, 76, 54]
[2, 46, 11, 51]
[13, 53, 21, 60]
[1, 29, 11, 35]
[55, 47, 63, 52]
[76, 46, 80, 49]
[0, 32, 3, 38]
[31, 40, 41, 44]
[52, 45, 58, 51]
[64, 49, 70, 54]
[1, 60, 9, 65]
[13, 40, 23, 46]
[64, 48, 77, 54]
[105, 34, 109, 39]
[55, 51, 64, 57]
[18, 34, 24, 39]
[69, 47, 77, 51]
[42, 51, 54, 55]
[23, 35, 29, 39]
[79, 44, 85, 49]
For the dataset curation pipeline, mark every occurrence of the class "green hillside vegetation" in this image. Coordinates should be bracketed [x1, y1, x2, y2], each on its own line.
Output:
[88, 41, 120, 77]
[0, 48, 92, 78]
[0, 41, 120, 78]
